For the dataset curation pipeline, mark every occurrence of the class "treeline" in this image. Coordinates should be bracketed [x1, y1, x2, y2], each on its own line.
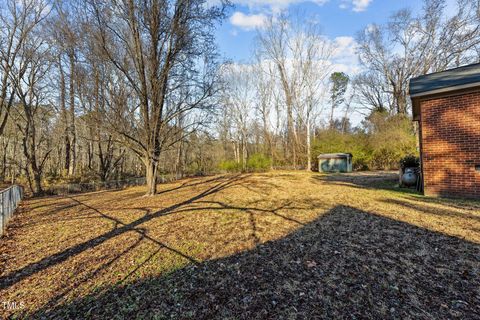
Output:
[216, 0, 480, 171]
[0, 0, 228, 195]
[0, 0, 479, 196]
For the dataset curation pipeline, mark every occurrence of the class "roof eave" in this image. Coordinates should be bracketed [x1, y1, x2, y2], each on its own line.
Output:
[410, 81, 480, 121]
[410, 81, 480, 98]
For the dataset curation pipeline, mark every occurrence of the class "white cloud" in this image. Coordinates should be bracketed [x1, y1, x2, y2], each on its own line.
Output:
[332, 36, 357, 59]
[209, 0, 329, 13]
[351, 0, 372, 12]
[339, 0, 372, 12]
[210, 0, 371, 13]
[230, 11, 268, 30]
[330, 36, 362, 75]
[238, 0, 329, 10]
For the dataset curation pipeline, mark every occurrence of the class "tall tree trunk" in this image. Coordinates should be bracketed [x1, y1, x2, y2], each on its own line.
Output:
[65, 137, 71, 172]
[59, 60, 71, 173]
[145, 158, 158, 196]
[1, 137, 9, 181]
[68, 49, 76, 176]
[277, 65, 296, 168]
[241, 128, 248, 171]
[306, 113, 311, 171]
[329, 104, 335, 129]
[392, 81, 408, 115]
[262, 113, 274, 169]
[292, 121, 298, 170]
[11, 137, 17, 184]
[175, 141, 183, 179]
[287, 97, 295, 168]
[23, 128, 43, 196]
[32, 168, 43, 195]
[233, 141, 239, 164]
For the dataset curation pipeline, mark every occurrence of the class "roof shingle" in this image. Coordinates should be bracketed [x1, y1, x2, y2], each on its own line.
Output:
[409, 63, 480, 97]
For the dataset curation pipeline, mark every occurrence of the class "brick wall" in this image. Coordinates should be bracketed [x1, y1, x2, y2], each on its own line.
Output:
[420, 90, 480, 199]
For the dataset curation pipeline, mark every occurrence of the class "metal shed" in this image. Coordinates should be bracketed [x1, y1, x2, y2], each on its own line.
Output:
[318, 153, 353, 173]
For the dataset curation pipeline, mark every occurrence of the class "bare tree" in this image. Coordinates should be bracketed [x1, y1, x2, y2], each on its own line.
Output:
[352, 72, 391, 114]
[356, 0, 480, 115]
[257, 14, 332, 170]
[220, 64, 255, 170]
[257, 15, 299, 167]
[48, 1, 80, 176]
[88, 0, 227, 195]
[253, 59, 277, 166]
[9, 6, 53, 195]
[0, 0, 50, 137]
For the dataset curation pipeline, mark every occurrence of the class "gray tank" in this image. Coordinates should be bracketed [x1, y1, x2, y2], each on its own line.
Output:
[402, 168, 418, 187]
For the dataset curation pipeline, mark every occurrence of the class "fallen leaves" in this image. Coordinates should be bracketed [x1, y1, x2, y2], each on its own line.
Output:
[0, 171, 478, 319]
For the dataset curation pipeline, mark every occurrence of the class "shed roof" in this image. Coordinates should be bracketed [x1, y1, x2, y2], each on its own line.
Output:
[317, 153, 352, 159]
[409, 63, 480, 98]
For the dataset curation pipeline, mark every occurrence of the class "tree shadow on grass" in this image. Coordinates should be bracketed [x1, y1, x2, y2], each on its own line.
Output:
[381, 198, 480, 223]
[311, 171, 421, 195]
[29, 205, 480, 319]
[404, 193, 480, 209]
[0, 175, 246, 292]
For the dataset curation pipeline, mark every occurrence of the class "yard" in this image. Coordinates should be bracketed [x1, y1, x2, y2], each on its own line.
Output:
[0, 171, 479, 319]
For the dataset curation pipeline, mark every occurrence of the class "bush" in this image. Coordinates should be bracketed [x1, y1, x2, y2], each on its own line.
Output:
[312, 129, 371, 171]
[246, 154, 272, 172]
[218, 154, 271, 173]
[311, 112, 418, 171]
[366, 112, 418, 169]
[352, 151, 371, 171]
[218, 160, 242, 173]
[370, 148, 401, 170]
[400, 154, 420, 169]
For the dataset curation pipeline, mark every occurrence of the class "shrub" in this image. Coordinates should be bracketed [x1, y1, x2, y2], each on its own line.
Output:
[366, 112, 417, 169]
[312, 129, 371, 171]
[218, 160, 242, 173]
[400, 154, 420, 169]
[370, 148, 401, 170]
[246, 154, 272, 172]
[352, 151, 371, 171]
[311, 112, 418, 171]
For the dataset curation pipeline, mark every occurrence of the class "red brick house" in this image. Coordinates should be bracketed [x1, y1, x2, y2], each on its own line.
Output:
[410, 63, 480, 199]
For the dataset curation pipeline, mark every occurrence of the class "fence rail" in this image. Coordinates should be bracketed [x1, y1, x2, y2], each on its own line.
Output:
[0, 185, 24, 237]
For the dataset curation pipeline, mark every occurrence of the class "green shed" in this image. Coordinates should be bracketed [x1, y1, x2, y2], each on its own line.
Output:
[318, 153, 353, 173]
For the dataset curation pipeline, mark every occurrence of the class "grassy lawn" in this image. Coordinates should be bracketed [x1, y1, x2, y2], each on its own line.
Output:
[0, 171, 479, 319]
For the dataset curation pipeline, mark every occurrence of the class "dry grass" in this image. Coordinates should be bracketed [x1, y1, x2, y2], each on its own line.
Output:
[0, 171, 479, 319]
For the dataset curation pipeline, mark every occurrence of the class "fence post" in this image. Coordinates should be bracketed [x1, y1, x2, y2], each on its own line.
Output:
[9, 188, 12, 220]
[1, 191, 4, 236]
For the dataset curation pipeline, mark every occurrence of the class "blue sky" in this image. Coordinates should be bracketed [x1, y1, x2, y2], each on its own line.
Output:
[212, 0, 436, 125]
[215, 0, 424, 65]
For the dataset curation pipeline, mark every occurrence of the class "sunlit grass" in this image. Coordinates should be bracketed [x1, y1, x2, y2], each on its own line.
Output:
[0, 171, 478, 318]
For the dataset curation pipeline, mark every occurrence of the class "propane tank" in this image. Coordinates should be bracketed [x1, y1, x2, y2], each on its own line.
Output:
[402, 168, 418, 187]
